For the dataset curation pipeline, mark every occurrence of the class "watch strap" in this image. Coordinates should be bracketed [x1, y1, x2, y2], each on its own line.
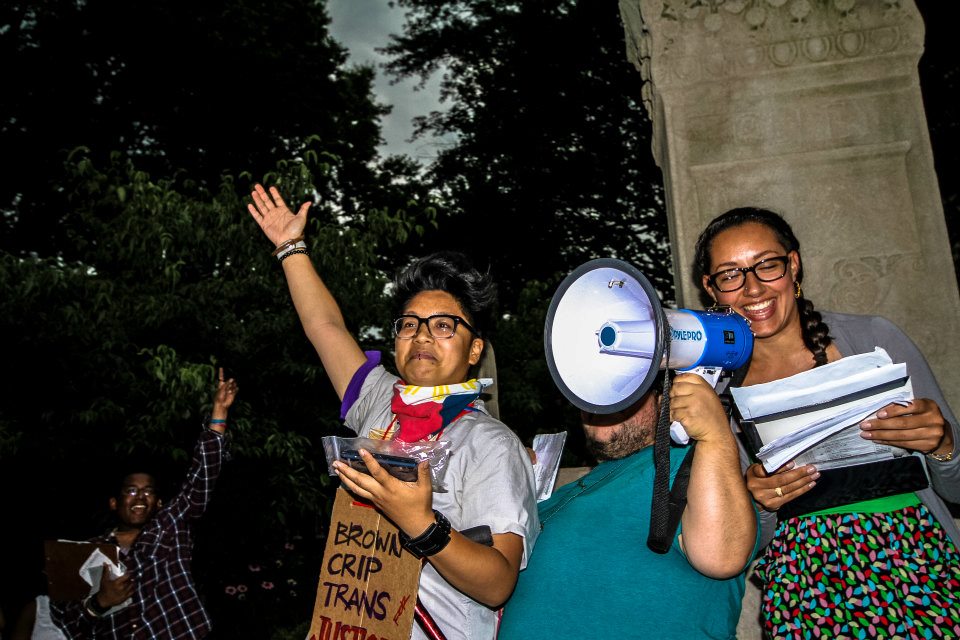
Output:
[399, 510, 452, 559]
[84, 594, 108, 618]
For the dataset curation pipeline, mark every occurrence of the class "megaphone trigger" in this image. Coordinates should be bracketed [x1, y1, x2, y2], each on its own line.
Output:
[669, 421, 691, 446]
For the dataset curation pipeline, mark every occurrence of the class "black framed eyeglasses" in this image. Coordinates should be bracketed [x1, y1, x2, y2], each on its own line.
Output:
[707, 256, 790, 292]
[393, 314, 477, 340]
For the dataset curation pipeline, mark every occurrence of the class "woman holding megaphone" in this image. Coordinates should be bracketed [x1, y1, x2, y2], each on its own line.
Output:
[694, 207, 960, 639]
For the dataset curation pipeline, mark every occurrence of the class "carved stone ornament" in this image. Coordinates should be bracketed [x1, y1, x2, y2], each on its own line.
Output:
[620, 0, 921, 118]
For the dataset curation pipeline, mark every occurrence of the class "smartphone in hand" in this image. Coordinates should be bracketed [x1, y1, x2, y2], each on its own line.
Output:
[340, 450, 419, 482]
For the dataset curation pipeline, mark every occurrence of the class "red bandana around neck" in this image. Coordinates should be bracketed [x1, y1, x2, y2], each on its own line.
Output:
[390, 379, 492, 442]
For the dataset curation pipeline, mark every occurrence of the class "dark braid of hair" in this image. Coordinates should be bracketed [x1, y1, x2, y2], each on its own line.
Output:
[797, 296, 831, 367]
[694, 207, 833, 367]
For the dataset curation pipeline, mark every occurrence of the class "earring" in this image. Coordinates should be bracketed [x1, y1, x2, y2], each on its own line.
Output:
[794, 281, 802, 299]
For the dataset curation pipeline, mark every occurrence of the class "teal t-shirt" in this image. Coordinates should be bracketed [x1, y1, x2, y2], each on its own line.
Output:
[498, 445, 747, 639]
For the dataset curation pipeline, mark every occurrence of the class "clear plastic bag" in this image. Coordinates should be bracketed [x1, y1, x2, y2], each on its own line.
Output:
[321, 436, 452, 491]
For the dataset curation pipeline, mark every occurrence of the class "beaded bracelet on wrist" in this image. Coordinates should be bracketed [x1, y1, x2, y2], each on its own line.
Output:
[278, 248, 309, 263]
[275, 240, 307, 260]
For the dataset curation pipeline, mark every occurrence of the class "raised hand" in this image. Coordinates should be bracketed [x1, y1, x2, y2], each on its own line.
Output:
[247, 184, 311, 248]
[210, 367, 238, 432]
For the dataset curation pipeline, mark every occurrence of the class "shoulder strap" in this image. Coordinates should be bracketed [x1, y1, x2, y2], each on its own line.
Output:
[646, 442, 697, 554]
[648, 359, 750, 554]
[717, 362, 766, 457]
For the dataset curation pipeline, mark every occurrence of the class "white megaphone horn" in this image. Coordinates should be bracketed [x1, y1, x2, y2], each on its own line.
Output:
[543, 258, 753, 443]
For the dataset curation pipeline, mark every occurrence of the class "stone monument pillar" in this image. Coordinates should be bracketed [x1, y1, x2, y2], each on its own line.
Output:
[619, 0, 960, 409]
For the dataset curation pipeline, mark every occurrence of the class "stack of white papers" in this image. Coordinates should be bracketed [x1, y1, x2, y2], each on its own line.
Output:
[730, 348, 914, 472]
[531, 432, 567, 502]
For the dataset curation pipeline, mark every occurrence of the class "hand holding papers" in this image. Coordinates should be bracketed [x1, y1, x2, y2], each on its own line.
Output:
[730, 348, 914, 473]
[44, 539, 130, 614]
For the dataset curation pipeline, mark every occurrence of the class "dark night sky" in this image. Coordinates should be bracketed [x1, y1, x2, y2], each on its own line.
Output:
[915, 0, 959, 283]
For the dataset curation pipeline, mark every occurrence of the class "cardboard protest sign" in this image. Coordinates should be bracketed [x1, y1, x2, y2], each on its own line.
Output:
[44, 540, 120, 601]
[308, 488, 422, 640]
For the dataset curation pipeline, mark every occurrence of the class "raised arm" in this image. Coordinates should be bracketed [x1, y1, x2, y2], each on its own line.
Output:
[207, 367, 237, 434]
[247, 184, 367, 399]
[160, 371, 238, 524]
[671, 373, 758, 578]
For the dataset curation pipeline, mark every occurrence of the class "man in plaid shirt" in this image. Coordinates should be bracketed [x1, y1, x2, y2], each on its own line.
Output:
[46, 370, 238, 639]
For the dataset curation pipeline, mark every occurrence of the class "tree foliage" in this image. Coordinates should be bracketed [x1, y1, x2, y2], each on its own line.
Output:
[0, 0, 393, 255]
[0, 1, 439, 633]
[0, 146, 437, 636]
[381, 0, 671, 447]
[385, 0, 671, 294]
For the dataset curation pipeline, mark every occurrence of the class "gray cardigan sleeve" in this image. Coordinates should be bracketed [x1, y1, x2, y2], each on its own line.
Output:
[724, 312, 960, 552]
[828, 313, 960, 505]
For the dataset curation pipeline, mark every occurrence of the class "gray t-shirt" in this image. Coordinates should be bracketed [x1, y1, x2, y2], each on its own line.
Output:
[344, 365, 540, 640]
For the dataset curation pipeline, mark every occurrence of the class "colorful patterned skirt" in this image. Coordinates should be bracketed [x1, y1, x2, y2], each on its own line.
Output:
[754, 504, 960, 639]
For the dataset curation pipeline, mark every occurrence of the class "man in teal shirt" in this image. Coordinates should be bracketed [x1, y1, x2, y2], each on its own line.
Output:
[499, 373, 759, 638]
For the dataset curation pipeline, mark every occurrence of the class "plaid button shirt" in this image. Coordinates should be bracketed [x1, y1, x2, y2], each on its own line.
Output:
[51, 429, 226, 639]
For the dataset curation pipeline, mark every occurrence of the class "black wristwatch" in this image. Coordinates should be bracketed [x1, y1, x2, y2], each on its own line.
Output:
[84, 594, 109, 618]
[399, 510, 452, 559]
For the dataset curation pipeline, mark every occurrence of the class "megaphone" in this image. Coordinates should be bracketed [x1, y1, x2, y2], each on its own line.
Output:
[543, 258, 753, 442]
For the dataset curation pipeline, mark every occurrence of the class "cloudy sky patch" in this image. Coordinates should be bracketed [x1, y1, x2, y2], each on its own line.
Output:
[327, 0, 452, 163]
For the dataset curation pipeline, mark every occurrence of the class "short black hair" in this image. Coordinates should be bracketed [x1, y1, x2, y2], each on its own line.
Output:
[392, 251, 498, 337]
[112, 454, 170, 499]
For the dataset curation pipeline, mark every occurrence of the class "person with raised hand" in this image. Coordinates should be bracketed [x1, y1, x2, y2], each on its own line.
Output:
[246, 184, 538, 640]
[13, 370, 237, 640]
